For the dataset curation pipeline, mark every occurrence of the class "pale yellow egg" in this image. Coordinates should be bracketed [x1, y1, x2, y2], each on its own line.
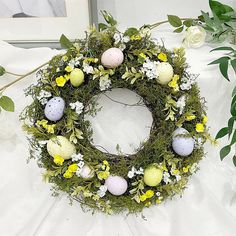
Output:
[47, 136, 76, 160]
[157, 62, 174, 85]
[70, 68, 84, 87]
[144, 165, 163, 187]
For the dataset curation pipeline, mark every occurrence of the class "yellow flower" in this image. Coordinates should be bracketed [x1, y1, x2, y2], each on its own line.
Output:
[83, 190, 93, 197]
[202, 115, 208, 125]
[145, 202, 152, 207]
[186, 114, 196, 121]
[196, 123, 205, 133]
[139, 53, 146, 59]
[63, 170, 73, 178]
[56, 76, 67, 87]
[45, 124, 56, 134]
[158, 52, 167, 62]
[139, 194, 147, 202]
[84, 58, 98, 63]
[172, 169, 180, 175]
[161, 163, 168, 171]
[183, 165, 190, 173]
[130, 35, 142, 41]
[145, 190, 154, 198]
[37, 119, 48, 128]
[62, 55, 68, 61]
[103, 160, 109, 166]
[68, 163, 78, 173]
[65, 66, 73, 73]
[97, 171, 110, 180]
[168, 75, 180, 91]
[53, 155, 64, 166]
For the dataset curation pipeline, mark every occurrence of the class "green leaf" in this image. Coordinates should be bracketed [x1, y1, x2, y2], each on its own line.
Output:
[210, 46, 234, 52]
[209, 0, 233, 19]
[233, 155, 236, 167]
[0, 66, 5, 76]
[0, 96, 15, 112]
[230, 130, 236, 145]
[232, 86, 236, 98]
[208, 56, 230, 65]
[98, 23, 108, 31]
[173, 26, 184, 33]
[230, 59, 236, 75]
[201, 11, 214, 27]
[124, 27, 139, 37]
[219, 59, 229, 81]
[167, 15, 182, 27]
[220, 145, 231, 160]
[228, 117, 235, 138]
[183, 19, 193, 27]
[60, 34, 73, 49]
[101, 10, 117, 26]
[231, 96, 236, 116]
[215, 127, 228, 139]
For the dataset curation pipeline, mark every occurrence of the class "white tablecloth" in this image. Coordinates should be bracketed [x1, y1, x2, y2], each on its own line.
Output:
[0, 25, 236, 236]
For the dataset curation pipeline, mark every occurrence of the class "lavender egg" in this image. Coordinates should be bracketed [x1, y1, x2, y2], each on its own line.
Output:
[44, 97, 65, 122]
[105, 175, 128, 196]
[101, 48, 124, 68]
[172, 127, 194, 156]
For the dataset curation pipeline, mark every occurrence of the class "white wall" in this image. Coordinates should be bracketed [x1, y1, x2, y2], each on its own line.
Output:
[97, 0, 236, 30]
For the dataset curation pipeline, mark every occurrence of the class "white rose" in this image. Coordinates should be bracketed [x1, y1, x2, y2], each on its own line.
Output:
[183, 26, 206, 48]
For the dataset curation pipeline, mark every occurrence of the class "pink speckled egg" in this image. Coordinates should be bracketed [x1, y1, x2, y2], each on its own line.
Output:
[105, 175, 128, 196]
[101, 48, 124, 68]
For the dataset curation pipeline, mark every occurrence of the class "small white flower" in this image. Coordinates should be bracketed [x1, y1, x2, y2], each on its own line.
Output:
[37, 90, 52, 105]
[83, 63, 94, 74]
[141, 58, 160, 80]
[180, 74, 196, 91]
[140, 28, 151, 37]
[69, 101, 84, 115]
[71, 153, 84, 162]
[136, 167, 144, 175]
[78, 161, 85, 169]
[38, 140, 48, 146]
[163, 171, 172, 184]
[99, 78, 111, 91]
[176, 96, 186, 115]
[156, 191, 161, 197]
[194, 137, 203, 149]
[97, 185, 108, 198]
[127, 167, 144, 178]
[113, 32, 130, 45]
[183, 26, 206, 48]
[175, 174, 182, 182]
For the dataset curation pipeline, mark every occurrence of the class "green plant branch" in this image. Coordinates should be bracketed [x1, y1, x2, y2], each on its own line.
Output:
[0, 61, 49, 93]
[5, 71, 24, 77]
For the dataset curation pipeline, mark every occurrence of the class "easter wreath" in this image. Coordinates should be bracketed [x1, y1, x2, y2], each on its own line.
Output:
[21, 13, 211, 214]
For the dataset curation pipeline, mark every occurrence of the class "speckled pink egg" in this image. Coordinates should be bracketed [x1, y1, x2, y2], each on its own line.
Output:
[105, 175, 128, 196]
[101, 48, 124, 68]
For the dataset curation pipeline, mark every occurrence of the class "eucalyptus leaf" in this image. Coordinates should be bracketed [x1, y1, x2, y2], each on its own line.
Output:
[228, 117, 235, 138]
[215, 127, 228, 139]
[60, 34, 73, 49]
[0, 96, 15, 112]
[220, 145, 231, 160]
[230, 59, 236, 75]
[210, 46, 234, 52]
[167, 15, 182, 27]
[219, 59, 229, 81]
[208, 56, 230, 65]
[230, 130, 236, 145]
[0, 66, 5, 76]
[233, 155, 236, 167]
[232, 86, 236, 98]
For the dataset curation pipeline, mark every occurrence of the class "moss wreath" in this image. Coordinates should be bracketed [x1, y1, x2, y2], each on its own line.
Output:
[21, 13, 211, 214]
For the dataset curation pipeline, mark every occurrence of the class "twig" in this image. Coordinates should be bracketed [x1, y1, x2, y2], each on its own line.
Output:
[5, 71, 24, 77]
[0, 61, 49, 92]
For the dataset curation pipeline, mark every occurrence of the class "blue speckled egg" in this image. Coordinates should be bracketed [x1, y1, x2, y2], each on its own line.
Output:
[44, 97, 65, 122]
[172, 128, 194, 156]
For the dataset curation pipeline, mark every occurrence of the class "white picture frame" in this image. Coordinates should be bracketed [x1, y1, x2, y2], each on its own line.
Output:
[0, 0, 95, 47]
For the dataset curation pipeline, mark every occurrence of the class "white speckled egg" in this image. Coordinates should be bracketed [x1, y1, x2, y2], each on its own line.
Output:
[157, 62, 174, 85]
[47, 136, 76, 159]
[44, 97, 65, 122]
[105, 175, 128, 196]
[172, 128, 194, 156]
[101, 48, 124, 68]
[80, 165, 95, 179]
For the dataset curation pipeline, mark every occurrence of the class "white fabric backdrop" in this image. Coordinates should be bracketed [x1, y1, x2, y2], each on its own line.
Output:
[1, 4, 236, 235]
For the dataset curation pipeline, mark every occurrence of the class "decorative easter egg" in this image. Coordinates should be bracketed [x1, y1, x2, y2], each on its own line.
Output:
[101, 48, 124, 68]
[44, 97, 65, 122]
[157, 62, 174, 85]
[70, 68, 84, 87]
[47, 136, 76, 160]
[105, 175, 128, 196]
[172, 127, 194, 156]
[144, 165, 163, 187]
[80, 165, 95, 179]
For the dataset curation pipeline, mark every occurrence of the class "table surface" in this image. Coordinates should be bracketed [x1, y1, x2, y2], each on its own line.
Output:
[0, 22, 236, 236]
